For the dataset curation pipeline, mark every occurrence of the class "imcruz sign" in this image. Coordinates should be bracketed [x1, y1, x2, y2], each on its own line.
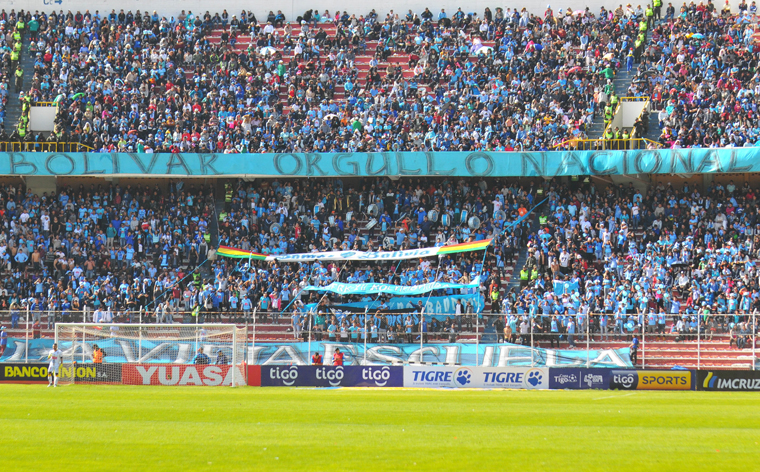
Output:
[698, 371, 760, 391]
[0, 149, 756, 177]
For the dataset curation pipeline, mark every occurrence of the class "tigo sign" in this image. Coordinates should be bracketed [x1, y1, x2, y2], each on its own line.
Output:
[260, 366, 403, 387]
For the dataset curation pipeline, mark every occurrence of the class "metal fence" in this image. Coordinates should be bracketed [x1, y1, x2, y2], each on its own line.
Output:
[0, 142, 93, 152]
[1, 310, 756, 369]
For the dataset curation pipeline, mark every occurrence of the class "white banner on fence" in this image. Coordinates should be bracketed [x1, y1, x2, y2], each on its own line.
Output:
[403, 366, 549, 389]
[271, 247, 441, 262]
[302, 277, 481, 295]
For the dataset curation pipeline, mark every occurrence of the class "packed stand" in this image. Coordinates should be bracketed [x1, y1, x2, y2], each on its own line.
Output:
[10, 4, 653, 152]
[501, 177, 759, 350]
[0, 10, 22, 134]
[0, 180, 217, 332]
[632, 0, 760, 148]
[0, 177, 538, 342]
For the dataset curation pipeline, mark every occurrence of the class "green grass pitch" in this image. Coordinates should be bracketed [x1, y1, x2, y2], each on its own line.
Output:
[2, 385, 759, 471]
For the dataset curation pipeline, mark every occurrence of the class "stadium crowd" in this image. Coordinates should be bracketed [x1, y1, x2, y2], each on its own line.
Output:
[0, 174, 756, 350]
[502, 177, 760, 348]
[1, 3, 657, 150]
[0, 3, 757, 150]
[0, 176, 531, 335]
[630, 0, 760, 148]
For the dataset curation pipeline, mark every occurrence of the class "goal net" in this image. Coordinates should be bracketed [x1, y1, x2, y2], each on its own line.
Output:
[54, 324, 247, 386]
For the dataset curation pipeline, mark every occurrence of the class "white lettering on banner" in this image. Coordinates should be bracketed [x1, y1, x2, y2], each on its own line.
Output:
[128, 365, 242, 386]
[138, 342, 172, 363]
[316, 366, 344, 386]
[269, 366, 299, 385]
[362, 366, 392, 386]
[159, 366, 180, 385]
[273, 247, 440, 263]
[222, 367, 245, 386]
[407, 346, 440, 364]
[262, 346, 307, 365]
[180, 366, 203, 385]
[553, 374, 578, 385]
[584, 374, 604, 388]
[204, 366, 224, 386]
[402, 366, 548, 389]
[443, 346, 459, 365]
[137, 365, 158, 384]
[718, 378, 760, 390]
[613, 373, 636, 388]
[364, 346, 404, 365]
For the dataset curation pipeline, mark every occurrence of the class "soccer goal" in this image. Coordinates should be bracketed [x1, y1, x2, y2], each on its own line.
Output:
[54, 324, 247, 386]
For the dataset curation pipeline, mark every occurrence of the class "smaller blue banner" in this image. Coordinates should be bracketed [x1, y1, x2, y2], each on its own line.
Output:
[548, 368, 612, 389]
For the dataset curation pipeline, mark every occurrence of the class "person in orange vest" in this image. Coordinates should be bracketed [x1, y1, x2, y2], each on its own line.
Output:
[312, 352, 323, 365]
[93, 344, 104, 363]
[332, 348, 344, 366]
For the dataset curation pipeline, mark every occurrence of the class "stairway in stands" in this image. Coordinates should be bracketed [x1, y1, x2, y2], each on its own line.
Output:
[201, 22, 496, 109]
[5, 33, 35, 133]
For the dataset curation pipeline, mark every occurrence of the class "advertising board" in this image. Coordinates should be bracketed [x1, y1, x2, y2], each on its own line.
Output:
[402, 366, 548, 389]
[260, 366, 403, 387]
[122, 364, 246, 386]
[549, 368, 611, 389]
[698, 371, 760, 391]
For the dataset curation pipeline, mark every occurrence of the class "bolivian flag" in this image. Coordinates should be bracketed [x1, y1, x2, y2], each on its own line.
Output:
[216, 246, 268, 260]
[436, 238, 492, 256]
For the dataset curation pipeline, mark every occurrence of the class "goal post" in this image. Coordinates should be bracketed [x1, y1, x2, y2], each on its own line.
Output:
[54, 324, 247, 387]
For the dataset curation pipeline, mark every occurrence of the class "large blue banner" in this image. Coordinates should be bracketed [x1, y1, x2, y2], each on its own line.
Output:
[302, 278, 480, 296]
[0, 338, 631, 367]
[250, 342, 631, 367]
[0, 149, 756, 177]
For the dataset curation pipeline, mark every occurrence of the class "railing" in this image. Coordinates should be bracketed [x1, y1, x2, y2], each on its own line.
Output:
[0, 310, 756, 369]
[0, 142, 94, 152]
[552, 137, 662, 150]
[32, 102, 60, 107]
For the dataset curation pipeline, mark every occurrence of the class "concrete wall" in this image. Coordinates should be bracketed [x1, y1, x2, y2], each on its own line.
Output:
[5, 0, 743, 23]
[619, 101, 647, 129]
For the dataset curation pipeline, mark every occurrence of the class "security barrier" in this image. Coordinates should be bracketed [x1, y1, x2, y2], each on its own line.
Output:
[3, 362, 759, 390]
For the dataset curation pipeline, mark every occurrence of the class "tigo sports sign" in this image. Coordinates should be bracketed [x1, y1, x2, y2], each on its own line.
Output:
[609, 370, 692, 390]
[698, 371, 760, 391]
[122, 364, 245, 386]
[637, 371, 692, 390]
[402, 366, 548, 389]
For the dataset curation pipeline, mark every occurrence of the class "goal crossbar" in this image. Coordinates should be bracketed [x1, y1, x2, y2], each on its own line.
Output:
[54, 323, 247, 387]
